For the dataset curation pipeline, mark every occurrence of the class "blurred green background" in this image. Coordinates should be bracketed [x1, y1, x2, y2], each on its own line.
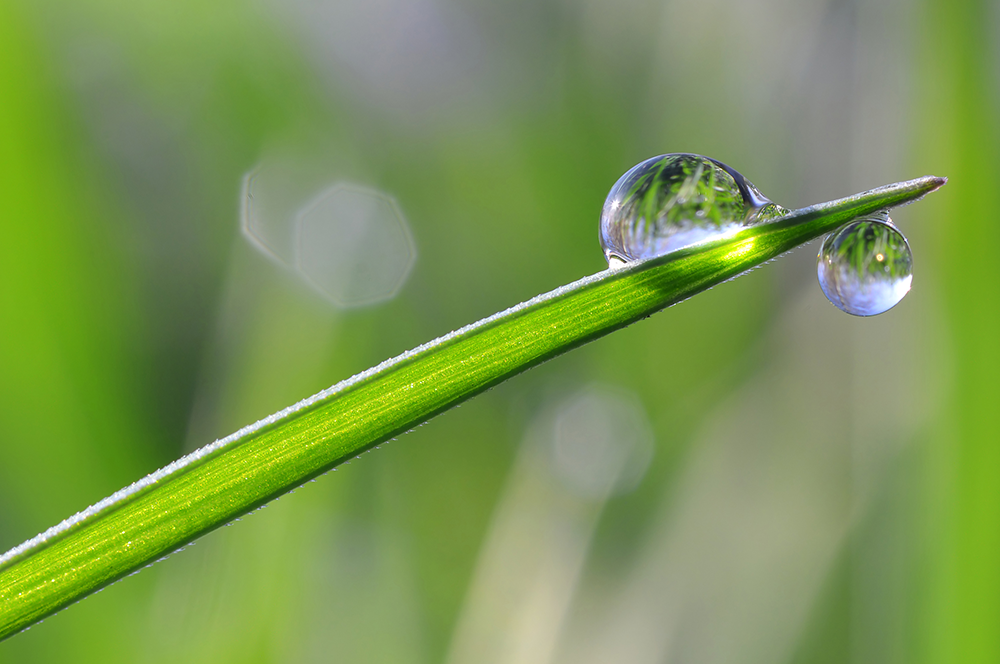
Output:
[0, 0, 997, 661]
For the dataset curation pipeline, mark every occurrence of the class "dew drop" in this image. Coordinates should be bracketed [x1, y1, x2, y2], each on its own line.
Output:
[600, 153, 787, 265]
[817, 216, 913, 316]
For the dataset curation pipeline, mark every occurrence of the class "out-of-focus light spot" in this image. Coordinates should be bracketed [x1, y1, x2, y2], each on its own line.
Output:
[294, 184, 416, 308]
[551, 385, 654, 499]
[444, 384, 655, 664]
[241, 159, 328, 265]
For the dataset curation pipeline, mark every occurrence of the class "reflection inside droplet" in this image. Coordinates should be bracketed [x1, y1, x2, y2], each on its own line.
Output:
[599, 153, 787, 265]
[816, 216, 913, 317]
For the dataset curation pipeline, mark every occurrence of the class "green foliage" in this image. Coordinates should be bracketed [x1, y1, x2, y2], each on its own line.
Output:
[0, 176, 944, 641]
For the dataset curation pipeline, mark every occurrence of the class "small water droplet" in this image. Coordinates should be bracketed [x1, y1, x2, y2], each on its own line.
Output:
[600, 153, 787, 265]
[817, 216, 913, 316]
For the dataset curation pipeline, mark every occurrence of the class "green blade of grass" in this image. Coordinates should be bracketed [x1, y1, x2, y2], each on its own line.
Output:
[0, 175, 945, 640]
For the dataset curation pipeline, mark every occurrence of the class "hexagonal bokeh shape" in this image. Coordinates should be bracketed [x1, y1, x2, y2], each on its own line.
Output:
[241, 162, 317, 265]
[294, 184, 416, 307]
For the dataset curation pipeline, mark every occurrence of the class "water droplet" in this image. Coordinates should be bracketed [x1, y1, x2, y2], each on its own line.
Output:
[600, 153, 787, 265]
[817, 216, 913, 316]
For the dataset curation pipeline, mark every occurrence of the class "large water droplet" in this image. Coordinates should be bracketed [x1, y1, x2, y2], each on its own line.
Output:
[600, 153, 787, 265]
[817, 216, 913, 316]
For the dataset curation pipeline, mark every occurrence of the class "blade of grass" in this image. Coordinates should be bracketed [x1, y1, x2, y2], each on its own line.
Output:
[0, 175, 945, 640]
